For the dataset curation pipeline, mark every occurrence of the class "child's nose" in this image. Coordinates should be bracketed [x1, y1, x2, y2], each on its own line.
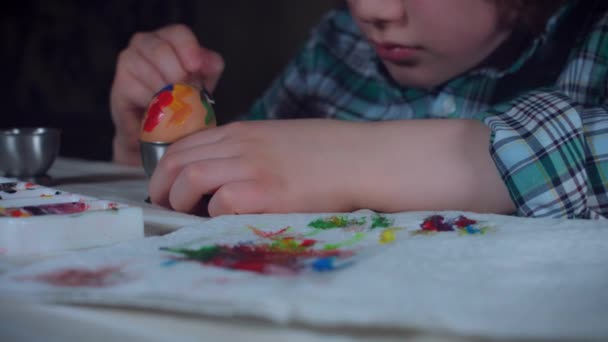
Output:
[352, 0, 407, 27]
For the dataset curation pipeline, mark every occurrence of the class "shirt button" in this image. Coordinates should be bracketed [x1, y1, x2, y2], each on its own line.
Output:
[430, 93, 456, 117]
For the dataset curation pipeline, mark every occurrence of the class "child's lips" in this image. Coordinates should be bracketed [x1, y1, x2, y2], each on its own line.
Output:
[373, 42, 421, 63]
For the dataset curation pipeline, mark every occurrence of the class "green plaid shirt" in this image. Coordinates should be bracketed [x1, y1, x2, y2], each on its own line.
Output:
[248, 1, 608, 219]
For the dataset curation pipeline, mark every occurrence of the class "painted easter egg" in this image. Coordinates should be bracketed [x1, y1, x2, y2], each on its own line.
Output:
[139, 83, 216, 143]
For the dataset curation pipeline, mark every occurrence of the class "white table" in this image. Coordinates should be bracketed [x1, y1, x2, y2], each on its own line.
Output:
[0, 158, 465, 342]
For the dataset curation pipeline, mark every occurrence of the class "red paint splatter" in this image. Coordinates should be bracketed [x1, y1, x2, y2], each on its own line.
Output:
[9, 209, 29, 217]
[164, 242, 350, 275]
[2, 202, 89, 217]
[144, 91, 173, 132]
[454, 215, 477, 228]
[421, 215, 453, 232]
[34, 202, 89, 215]
[22, 265, 130, 287]
[248, 225, 291, 239]
[413, 214, 481, 235]
[300, 239, 317, 247]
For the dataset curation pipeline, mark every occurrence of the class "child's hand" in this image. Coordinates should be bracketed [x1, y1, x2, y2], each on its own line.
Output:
[148, 119, 368, 216]
[109, 24, 224, 165]
[147, 119, 515, 216]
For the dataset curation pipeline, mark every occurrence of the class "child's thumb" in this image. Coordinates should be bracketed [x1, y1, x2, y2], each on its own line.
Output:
[193, 47, 225, 93]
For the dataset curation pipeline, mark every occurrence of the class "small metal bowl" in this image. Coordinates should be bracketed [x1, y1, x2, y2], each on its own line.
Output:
[140, 141, 170, 178]
[0, 127, 61, 178]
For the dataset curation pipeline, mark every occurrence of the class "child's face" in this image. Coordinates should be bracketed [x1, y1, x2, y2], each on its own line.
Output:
[347, 0, 512, 88]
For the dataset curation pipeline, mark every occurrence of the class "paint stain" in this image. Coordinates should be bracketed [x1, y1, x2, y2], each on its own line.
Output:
[0, 182, 18, 193]
[167, 83, 194, 126]
[379, 227, 402, 244]
[323, 232, 365, 250]
[0, 202, 89, 217]
[0, 182, 17, 189]
[421, 215, 454, 232]
[144, 89, 173, 132]
[311, 257, 353, 272]
[371, 214, 393, 229]
[308, 215, 366, 229]
[248, 225, 291, 239]
[458, 225, 490, 235]
[203, 96, 216, 126]
[411, 215, 487, 236]
[454, 216, 477, 228]
[21, 265, 130, 287]
[161, 240, 353, 275]
[0, 182, 36, 193]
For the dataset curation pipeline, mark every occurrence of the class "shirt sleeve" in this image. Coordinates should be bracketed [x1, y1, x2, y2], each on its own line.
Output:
[481, 90, 608, 219]
[245, 48, 312, 121]
[244, 9, 361, 121]
[244, 11, 338, 121]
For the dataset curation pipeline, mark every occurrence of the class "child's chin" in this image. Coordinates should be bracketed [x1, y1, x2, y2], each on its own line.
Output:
[383, 61, 455, 89]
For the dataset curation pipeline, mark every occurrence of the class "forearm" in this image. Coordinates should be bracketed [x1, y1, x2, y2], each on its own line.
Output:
[352, 119, 516, 214]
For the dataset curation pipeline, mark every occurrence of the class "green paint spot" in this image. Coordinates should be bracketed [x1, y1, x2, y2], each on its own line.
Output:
[202, 98, 216, 126]
[323, 232, 365, 250]
[270, 238, 300, 251]
[162, 245, 221, 261]
[308, 215, 366, 229]
[371, 214, 393, 229]
[303, 229, 323, 237]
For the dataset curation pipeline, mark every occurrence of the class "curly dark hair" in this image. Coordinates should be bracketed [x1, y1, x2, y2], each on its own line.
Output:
[493, 0, 568, 33]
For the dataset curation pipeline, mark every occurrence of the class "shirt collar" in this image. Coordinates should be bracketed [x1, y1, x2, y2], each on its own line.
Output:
[471, 2, 576, 79]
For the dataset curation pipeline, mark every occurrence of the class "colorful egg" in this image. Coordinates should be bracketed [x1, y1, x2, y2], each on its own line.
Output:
[139, 83, 216, 143]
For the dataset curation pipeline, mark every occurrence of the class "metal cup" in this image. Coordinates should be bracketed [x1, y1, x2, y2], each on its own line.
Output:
[140, 141, 170, 178]
[0, 127, 61, 178]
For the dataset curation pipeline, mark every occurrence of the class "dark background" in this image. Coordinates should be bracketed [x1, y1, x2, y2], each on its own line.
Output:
[2, 1, 341, 161]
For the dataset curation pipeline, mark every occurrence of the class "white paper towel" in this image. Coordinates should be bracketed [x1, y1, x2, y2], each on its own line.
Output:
[0, 210, 606, 340]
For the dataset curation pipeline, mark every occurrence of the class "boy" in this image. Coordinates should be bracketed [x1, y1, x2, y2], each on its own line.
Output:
[110, 0, 608, 219]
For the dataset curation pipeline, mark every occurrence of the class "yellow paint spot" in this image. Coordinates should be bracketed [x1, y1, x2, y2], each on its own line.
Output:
[379, 227, 401, 244]
[168, 84, 194, 125]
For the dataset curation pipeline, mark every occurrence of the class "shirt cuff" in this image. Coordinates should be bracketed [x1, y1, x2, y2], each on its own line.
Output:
[480, 90, 593, 218]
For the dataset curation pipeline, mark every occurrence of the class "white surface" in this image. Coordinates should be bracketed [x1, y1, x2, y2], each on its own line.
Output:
[0, 204, 143, 256]
[0, 178, 143, 256]
[1, 157, 606, 342]
[0, 301, 447, 342]
[48, 158, 206, 235]
[1, 211, 608, 340]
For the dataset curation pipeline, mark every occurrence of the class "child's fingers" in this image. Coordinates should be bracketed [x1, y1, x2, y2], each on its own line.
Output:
[196, 48, 225, 93]
[129, 31, 186, 84]
[112, 135, 141, 166]
[127, 25, 224, 94]
[154, 24, 224, 93]
[207, 181, 271, 216]
[163, 158, 255, 213]
[155, 24, 205, 72]
[154, 141, 242, 196]
[118, 49, 166, 96]
[149, 128, 238, 208]
[110, 72, 155, 133]
[132, 33, 189, 85]
[165, 127, 227, 155]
